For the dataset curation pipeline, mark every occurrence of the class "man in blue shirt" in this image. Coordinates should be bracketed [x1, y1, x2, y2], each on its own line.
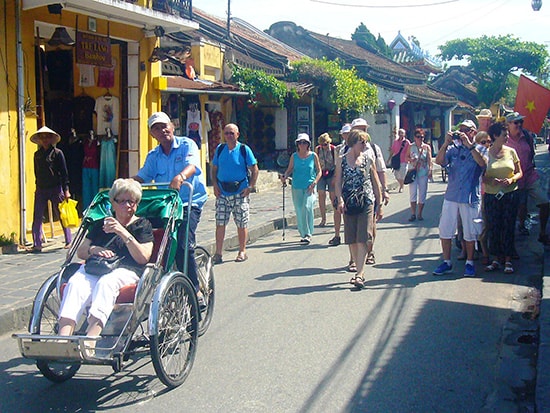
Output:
[210, 123, 258, 264]
[433, 120, 487, 277]
[133, 112, 207, 297]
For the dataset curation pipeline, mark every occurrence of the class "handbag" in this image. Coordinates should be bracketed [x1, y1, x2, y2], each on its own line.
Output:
[85, 254, 121, 276]
[59, 198, 79, 228]
[403, 169, 417, 185]
[390, 141, 405, 170]
[343, 186, 369, 215]
[84, 235, 120, 276]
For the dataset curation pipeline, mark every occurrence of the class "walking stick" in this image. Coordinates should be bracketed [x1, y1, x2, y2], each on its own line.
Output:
[282, 181, 287, 240]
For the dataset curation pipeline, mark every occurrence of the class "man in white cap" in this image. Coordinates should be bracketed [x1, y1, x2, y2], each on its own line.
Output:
[133, 112, 208, 303]
[351, 118, 389, 266]
[433, 119, 487, 277]
[505, 111, 550, 244]
[30, 126, 73, 252]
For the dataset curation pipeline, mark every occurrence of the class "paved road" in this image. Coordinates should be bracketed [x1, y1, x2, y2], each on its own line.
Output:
[1, 169, 546, 412]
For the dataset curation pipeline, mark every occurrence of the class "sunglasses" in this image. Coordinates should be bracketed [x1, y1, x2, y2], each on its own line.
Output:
[297, 140, 309, 144]
[114, 199, 137, 207]
[459, 128, 471, 133]
[414, 135, 423, 138]
[224, 131, 236, 135]
[479, 140, 489, 145]
[514, 120, 523, 125]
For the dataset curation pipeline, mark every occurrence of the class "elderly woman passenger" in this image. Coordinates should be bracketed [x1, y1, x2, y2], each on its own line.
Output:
[58, 178, 154, 337]
[315, 132, 337, 227]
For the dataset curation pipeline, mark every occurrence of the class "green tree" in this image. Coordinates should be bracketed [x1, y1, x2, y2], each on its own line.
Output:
[289, 58, 378, 113]
[352, 23, 391, 57]
[230, 65, 290, 107]
[438, 35, 550, 106]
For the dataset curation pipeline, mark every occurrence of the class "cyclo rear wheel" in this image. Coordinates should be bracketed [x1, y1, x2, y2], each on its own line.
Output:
[35, 276, 81, 382]
[195, 246, 215, 336]
[150, 274, 199, 388]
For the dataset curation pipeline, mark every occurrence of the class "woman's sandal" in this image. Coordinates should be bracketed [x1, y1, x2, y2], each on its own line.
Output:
[347, 260, 357, 272]
[504, 262, 514, 274]
[408, 214, 416, 222]
[365, 252, 375, 265]
[352, 275, 365, 289]
[485, 261, 501, 272]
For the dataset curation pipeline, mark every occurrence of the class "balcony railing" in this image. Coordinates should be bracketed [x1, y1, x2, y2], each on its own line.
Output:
[151, 0, 193, 19]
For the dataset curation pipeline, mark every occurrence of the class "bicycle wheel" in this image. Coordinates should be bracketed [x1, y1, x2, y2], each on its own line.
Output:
[35, 276, 81, 383]
[195, 246, 215, 336]
[150, 274, 199, 388]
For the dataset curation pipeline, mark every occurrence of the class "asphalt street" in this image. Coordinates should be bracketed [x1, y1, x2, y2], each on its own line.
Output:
[2, 154, 549, 411]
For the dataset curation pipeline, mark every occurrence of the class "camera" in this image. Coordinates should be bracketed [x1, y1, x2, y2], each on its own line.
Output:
[452, 132, 460, 139]
[452, 131, 462, 146]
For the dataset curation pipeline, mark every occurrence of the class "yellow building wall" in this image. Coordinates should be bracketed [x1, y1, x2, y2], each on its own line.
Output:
[0, 4, 162, 245]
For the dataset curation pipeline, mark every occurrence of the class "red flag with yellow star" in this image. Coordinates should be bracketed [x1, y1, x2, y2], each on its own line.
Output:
[514, 74, 550, 133]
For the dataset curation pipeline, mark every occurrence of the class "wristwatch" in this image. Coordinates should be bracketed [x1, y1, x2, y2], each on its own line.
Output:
[125, 235, 134, 244]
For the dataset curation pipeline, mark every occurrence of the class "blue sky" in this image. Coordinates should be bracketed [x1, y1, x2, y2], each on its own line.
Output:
[195, 0, 549, 58]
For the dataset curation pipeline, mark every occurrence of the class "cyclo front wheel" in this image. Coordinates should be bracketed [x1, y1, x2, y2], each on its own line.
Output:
[35, 275, 81, 383]
[195, 246, 215, 336]
[150, 273, 199, 388]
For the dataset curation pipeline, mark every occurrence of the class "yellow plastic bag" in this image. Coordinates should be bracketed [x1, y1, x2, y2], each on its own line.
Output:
[59, 198, 80, 228]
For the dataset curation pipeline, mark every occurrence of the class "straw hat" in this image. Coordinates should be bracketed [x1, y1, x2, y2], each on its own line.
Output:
[30, 126, 61, 145]
[318, 133, 332, 145]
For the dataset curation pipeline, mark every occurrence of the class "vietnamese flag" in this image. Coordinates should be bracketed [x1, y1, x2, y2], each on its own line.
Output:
[514, 74, 550, 133]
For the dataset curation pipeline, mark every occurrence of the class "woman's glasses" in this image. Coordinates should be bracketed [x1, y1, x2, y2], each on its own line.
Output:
[114, 199, 137, 207]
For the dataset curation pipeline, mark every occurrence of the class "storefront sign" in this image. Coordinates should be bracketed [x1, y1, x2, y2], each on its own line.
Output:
[75, 32, 111, 67]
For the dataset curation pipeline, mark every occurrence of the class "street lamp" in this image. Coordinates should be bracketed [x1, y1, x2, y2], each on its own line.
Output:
[532, 0, 542, 11]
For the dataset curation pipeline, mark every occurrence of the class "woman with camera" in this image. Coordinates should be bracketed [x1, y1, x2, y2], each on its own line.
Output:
[483, 122, 522, 274]
[405, 128, 433, 222]
[58, 178, 154, 337]
[315, 132, 336, 227]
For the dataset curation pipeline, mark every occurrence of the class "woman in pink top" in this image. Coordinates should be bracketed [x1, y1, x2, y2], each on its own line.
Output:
[389, 129, 411, 192]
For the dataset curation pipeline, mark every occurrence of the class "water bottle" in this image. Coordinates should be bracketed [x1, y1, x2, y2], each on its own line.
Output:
[105, 202, 113, 217]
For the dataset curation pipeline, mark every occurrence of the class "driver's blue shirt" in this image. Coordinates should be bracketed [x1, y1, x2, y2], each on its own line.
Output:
[137, 136, 208, 208]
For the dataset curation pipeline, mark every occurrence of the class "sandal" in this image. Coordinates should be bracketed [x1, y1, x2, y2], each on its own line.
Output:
[212, 254, 223, 265]
[485, 260, 501, 272]
[408, 214, 416, 222]
[328, 236, 341, 246]
[319, 219, 326, 227]
[504, 262, 514, 274]
[235, 252, 248, 262]
[351, 275, 365, 289]
[347, 260, 357, 272]
[365, 252, 375, 265]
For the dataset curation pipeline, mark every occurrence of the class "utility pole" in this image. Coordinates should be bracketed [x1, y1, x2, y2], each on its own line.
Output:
[226, 0, 231, 38]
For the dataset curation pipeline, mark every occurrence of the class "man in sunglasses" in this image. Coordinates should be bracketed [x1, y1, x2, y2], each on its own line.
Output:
[433, 119, 487, 277]
[505, 111, 550, 245]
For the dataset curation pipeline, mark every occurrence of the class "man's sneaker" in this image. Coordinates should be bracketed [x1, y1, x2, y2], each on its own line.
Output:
[464, 263, 476, 277]
[433, 262, 452, 276]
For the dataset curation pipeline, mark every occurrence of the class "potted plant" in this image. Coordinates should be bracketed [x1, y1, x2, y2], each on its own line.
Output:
[0, 232, 18, 254]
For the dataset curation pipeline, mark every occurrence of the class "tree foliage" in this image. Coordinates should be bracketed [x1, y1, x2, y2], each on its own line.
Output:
[438, 35, 550, 105]
[289, 58, 378, 113]
[352, 23, 391, 57]
[229, 65, 290, 107]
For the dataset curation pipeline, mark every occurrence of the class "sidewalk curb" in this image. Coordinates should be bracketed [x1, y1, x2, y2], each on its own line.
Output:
[536, 249, 550, 411]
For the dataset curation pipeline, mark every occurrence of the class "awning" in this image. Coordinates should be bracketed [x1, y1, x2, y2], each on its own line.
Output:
[155, 76, 249, 96]
[23, 0, 198, 34]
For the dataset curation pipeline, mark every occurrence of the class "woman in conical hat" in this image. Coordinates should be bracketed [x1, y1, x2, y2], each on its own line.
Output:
[30, 126, 72, 252]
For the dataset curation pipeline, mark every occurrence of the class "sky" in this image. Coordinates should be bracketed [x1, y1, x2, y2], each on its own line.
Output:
[194, 0, 549, 59]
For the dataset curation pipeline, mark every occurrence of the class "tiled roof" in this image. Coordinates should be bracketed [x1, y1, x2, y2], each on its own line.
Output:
[404, 84, 457, 105]
[307, 32, 426, 82]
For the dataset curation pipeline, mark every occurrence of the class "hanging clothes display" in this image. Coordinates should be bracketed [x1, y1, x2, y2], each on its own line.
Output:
[99, 136, 117, 189]
[82, 134, 100, 209]
[207, 110, 225, 161]
[64, 132, 85, 213]
[73, 94, 96, 135]
[97, 57, 116, 89]
[95, 94, 120, 135]
[186, 103, 202, 148]
[77, 63, 95, 87]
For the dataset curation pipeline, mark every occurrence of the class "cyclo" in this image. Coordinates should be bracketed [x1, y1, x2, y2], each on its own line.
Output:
[13, 182, 215, 388]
